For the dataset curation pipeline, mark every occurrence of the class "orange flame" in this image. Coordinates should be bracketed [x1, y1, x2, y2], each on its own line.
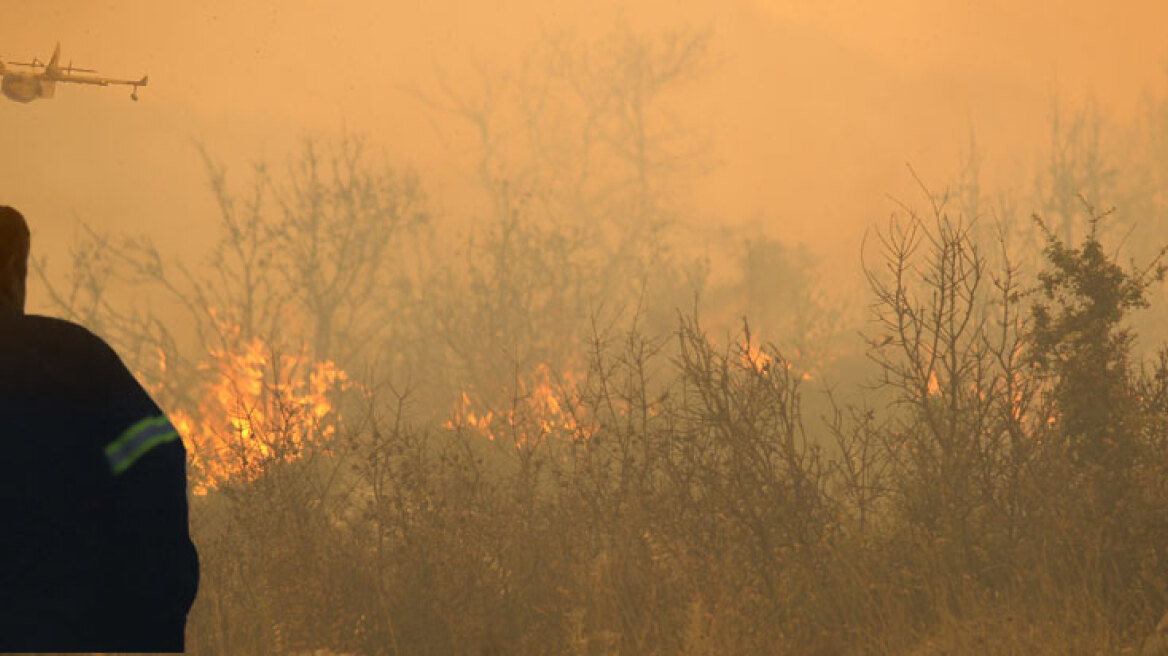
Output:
[740, 337, 814, 380]
[171, 338, 348, 495]
[927, 370, 942, 397]
[446, 363, 593, 447]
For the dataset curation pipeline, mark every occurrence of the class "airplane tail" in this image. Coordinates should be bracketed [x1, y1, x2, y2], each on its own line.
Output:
[45, 43, 61, 77]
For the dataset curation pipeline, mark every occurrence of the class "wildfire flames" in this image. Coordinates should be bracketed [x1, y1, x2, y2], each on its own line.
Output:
[167, 331, 823, 493]
[170, 338, 348, 495]
[741, 337, 814, 381]
[445, 363, 594, 446]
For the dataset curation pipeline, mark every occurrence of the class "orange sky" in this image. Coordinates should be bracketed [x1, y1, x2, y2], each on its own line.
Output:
[3, 0, 1167, 287]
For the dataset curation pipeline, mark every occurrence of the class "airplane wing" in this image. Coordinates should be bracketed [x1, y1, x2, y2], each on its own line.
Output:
[45, 44, 146, 88]
[52, 72, 148, 87]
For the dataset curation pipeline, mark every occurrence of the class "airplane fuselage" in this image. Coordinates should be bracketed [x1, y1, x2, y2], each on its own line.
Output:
[1, 73, 54, 103]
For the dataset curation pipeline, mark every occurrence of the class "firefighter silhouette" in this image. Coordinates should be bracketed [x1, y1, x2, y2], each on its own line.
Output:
[0, 206, 199, 651]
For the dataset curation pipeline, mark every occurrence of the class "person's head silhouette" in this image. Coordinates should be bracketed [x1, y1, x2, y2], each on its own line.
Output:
[0, 206, 29, 316]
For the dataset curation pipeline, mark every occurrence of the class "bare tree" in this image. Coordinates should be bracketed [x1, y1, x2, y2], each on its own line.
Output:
[863, 178, 1042, 575]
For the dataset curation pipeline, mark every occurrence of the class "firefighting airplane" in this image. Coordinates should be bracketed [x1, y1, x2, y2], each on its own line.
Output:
[0, 43, 147, 103]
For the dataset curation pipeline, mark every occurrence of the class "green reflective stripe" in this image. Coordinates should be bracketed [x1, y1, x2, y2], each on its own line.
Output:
[104, 415, 180, 475]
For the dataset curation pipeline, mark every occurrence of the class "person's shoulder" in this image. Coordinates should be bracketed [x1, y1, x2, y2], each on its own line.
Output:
[0, 316, 135, 413]
[20, 315, 109, 344]
[20, 314, 95, 334]
[14, 315, 119, 360]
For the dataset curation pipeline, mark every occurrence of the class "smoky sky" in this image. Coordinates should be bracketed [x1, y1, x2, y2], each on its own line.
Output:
[4, 0, 1167, 290]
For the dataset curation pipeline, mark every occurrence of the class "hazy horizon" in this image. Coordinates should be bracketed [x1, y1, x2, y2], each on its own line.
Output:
[6, 1, 1168, 287]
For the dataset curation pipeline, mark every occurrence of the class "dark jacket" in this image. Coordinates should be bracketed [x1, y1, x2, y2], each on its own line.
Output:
[0, 314, 199, 652]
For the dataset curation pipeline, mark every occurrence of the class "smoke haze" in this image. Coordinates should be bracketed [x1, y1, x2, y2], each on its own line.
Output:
[11, 5, 1168, 654]
[5, 0, 1167, 279]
